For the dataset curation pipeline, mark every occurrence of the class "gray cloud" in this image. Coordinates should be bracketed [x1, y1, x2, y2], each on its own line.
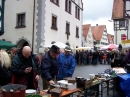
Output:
[82, 0, 114, 21]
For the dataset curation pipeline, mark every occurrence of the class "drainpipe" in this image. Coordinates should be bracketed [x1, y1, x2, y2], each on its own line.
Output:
[0, 0, 5, 36]
[32, 0, 35, 52]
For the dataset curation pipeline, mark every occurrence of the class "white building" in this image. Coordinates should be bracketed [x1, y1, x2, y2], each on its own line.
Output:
[1, 0, 83, 53]
[92, 25, 108, 50]
[82, 24, 93, 47]
[112, 0, 130, 46]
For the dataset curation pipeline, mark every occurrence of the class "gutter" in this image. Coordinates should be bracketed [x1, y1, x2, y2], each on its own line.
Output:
[32, 0, 35, 52]
[0, 0, 5, 36]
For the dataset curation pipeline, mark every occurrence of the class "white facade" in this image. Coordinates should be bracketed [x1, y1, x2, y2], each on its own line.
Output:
[44, 0, 83, 48]
[84, 27, 93, 47]
[126, 1, 130, 39]
[114, 1, 130, 46]
[115, 20, 128, 45]
[1, 0, 37, 51]
[1, 0, 83, 53]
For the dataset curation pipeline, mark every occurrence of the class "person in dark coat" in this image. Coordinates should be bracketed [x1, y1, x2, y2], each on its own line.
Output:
[75, 50, 79, 65]
[125, 49, 130, 72]
[41, 45, 60, 89]
[92, 51, 98, 65]
[89, 50, 93, 64]
[0, 50, 12, 86]
[11, 46, 41, 89]
[107, 51, 111, 64]
[115, 44, 123, 67]
[111, 49, 117, 68]
[79, 50, 83, 65]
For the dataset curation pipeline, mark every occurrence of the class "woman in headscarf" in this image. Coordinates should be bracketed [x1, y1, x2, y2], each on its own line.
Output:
[0, 50, 12, 86]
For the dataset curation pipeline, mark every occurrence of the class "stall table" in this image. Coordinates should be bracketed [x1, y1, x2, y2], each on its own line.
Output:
[40, 88, 79, 97]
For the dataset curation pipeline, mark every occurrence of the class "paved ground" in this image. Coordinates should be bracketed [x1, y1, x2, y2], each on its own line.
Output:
[38, 64, 125, 97]
[73, 64, 111, 78]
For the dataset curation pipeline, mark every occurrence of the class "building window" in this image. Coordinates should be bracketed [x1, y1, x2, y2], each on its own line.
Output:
[65, 0, 68, 11]
[65, 0, 71, 14]
[75, 6, 77, 18]
[16, 13, 26, 28]
[119, 20, 125, 27]
[104, 29, 107, 32]
[88, 34, 91, 38]
[75, 6, 80, 19]
[66, 22, 70, 35]
[76, 27, 79, 38]
[51, 15, 58, 30]
[50, 0, 59, 6]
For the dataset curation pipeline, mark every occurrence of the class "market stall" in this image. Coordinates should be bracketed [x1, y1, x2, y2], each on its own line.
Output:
[0, 39, 16, 49]
[75, 47, 92, 50]
[0, 68, 127, 97]
[100, 44, 118, 50]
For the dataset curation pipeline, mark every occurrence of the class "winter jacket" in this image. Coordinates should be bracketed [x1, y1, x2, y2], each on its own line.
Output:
[56, 53, 76, 80]
[126, 52, 130, 64]
[11, 49, 41, 89]
[0, 62, 12, 86]
[41, 51, 59, 81]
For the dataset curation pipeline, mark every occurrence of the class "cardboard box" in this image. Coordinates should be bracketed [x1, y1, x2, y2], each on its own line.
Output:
[57, 80, 77, 90]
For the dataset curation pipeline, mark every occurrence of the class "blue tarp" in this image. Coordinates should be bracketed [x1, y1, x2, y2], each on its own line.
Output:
[118, 74, 130, 97]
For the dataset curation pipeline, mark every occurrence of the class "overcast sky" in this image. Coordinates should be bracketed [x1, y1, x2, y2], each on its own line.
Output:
[82, 0, 114, 35]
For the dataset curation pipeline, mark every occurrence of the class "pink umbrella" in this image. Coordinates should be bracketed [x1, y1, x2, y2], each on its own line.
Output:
[108, 44, 118, 50]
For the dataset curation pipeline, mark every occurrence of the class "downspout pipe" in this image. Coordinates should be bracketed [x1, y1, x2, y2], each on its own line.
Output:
[32, 0, 35, 52]
[0, 0, 5, 36]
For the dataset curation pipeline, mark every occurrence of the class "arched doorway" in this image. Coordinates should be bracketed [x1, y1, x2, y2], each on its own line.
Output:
[17, 39, 29, 48]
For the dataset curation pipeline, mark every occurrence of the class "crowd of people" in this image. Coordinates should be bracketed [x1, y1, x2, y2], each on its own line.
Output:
[1, 44, 130, 90]
[0, 45, 76, 90]
[74, 44, 128, 68]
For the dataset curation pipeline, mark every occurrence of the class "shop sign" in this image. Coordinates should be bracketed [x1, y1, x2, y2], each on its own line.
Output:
[122, 40, 130, 43]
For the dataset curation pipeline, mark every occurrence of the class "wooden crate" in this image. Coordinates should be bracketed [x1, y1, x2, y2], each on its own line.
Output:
[84, 80, 93, 89]
[67, 78, 76, 83]
[51, 88, 62, 97]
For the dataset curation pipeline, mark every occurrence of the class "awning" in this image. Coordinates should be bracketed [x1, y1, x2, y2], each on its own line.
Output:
[0, 39, 16, 49]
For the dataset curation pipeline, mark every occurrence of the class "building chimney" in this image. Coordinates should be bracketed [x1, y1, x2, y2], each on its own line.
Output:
[96, 24, 98, 26]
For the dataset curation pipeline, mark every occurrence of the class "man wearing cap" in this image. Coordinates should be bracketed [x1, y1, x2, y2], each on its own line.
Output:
[41, 45, 60, 89]
[56, 46, 76, 80]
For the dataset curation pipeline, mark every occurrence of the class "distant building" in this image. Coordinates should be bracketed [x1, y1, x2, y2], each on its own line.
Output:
[107, 34, 114, 44]
[112, 0, 130, 46]
[92, 24, 108, 50]
[1, 0, 83, 53]
[82, 24, 94, 47]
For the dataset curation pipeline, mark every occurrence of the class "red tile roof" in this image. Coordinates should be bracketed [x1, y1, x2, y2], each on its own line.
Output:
[112, 0, 124, 19]
[92, 25, 106, 41]
[82, 24, 91, 38]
